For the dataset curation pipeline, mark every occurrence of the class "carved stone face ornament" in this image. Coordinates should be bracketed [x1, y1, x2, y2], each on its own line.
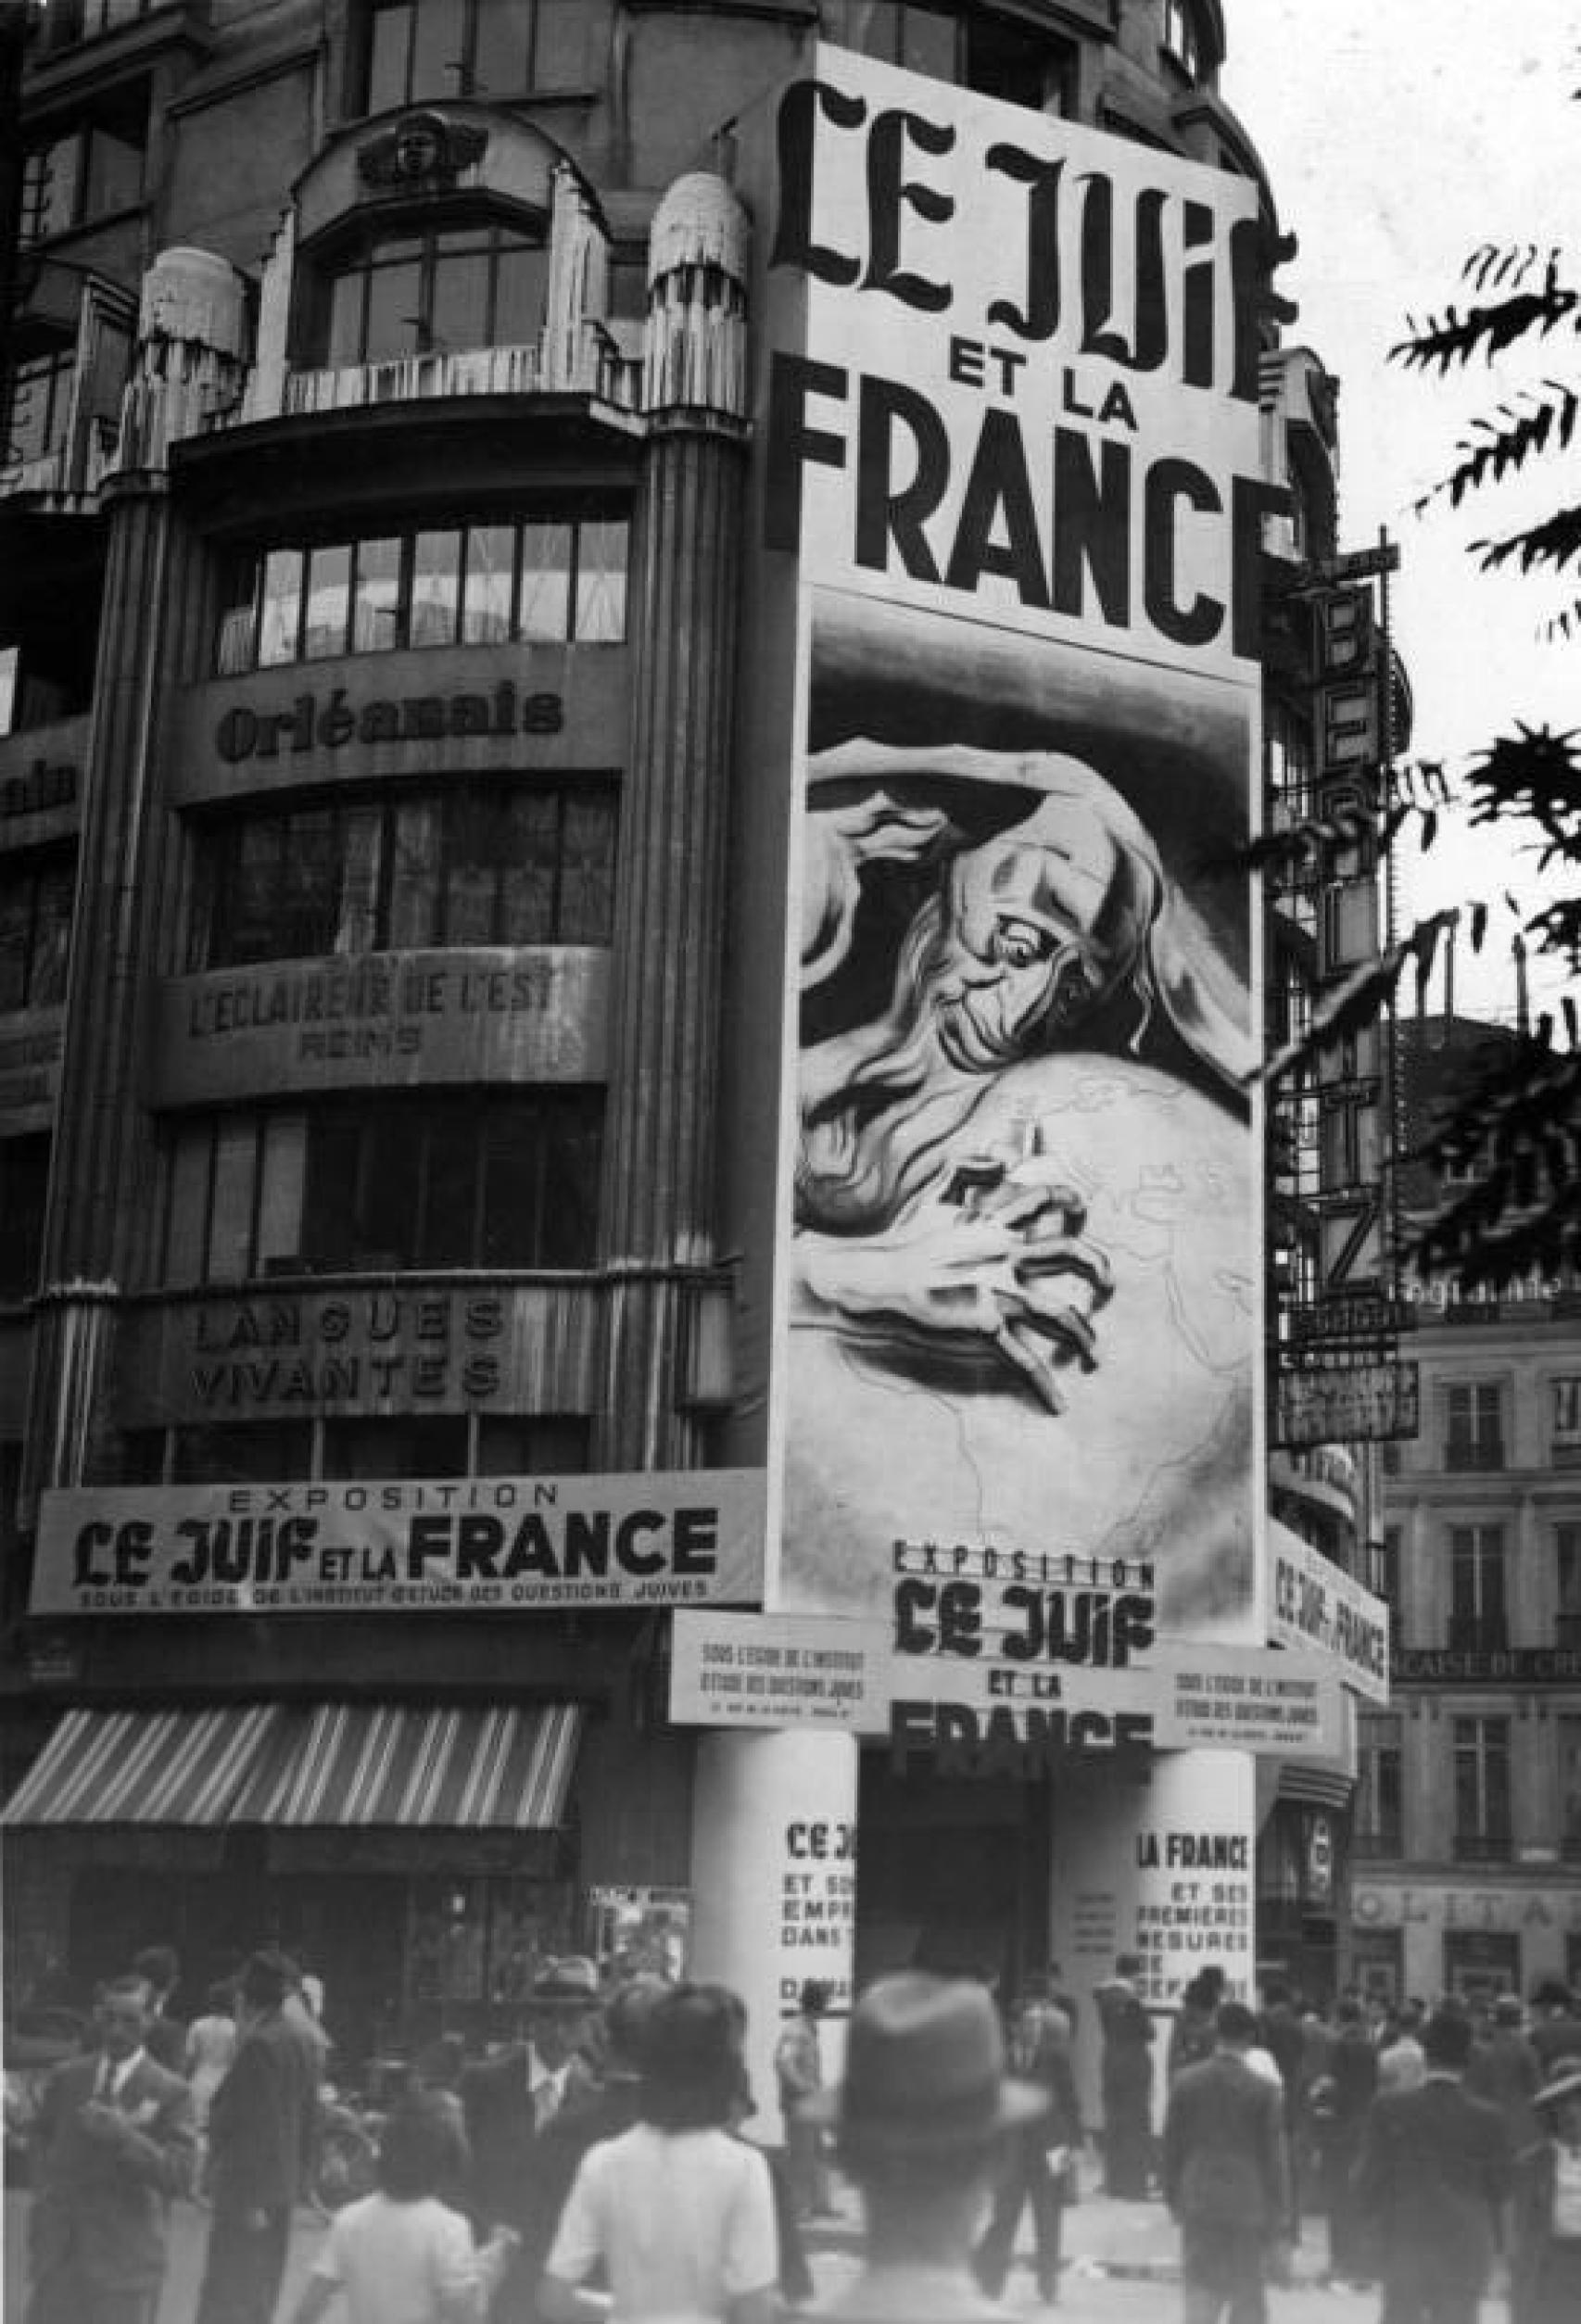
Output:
[356, 109, 489, 195]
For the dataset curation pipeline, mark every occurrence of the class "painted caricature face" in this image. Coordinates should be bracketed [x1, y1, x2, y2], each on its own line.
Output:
[929, 795, 1155, 1073]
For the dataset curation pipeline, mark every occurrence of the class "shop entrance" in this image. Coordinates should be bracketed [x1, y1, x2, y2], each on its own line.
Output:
[854, 1752, 1051, 1995]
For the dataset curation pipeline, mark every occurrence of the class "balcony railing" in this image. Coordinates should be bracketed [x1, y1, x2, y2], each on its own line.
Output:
[1452, 1833, 1511, 1863]
[273, 333, 644, 423]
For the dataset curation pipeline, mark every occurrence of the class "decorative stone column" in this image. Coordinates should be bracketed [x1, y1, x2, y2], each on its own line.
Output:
[20, 249, 250, 1518]
[596, 174, 751, 1470]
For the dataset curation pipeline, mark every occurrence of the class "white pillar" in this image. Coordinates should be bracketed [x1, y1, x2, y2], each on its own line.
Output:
[689, 1729, 858, 2142]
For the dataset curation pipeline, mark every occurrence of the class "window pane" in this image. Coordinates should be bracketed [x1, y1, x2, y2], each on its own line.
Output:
[358, 1112, 422, 1262]
[492, 245, 549, 346]
[411, 530, 461, 647]
[256, 1113, 307, 1269]
[517, 522, 572, 641]
[229, 821, 285, 964]
[367, 0, 414, 110]
[500, 793, 560, 943]
[472, 0, 528, 92]
[302, 1117, 361, 1268]
[388, 803, 441, 949]
[534, 0, 608, 85]
[443, 794, 502, 945]
[575, 518, 628, 641]
[335, 806, 385, 954]
[281, 808, 342, 957]
[32, 133, 83, 239]
[430, 242, 490, 352]
[364, 256, 424, 361]
[420, 1118, 479, 1264]
[84, 125, 143, 217]
[215, 558, 260, 675]
[537, 1098, 601, 1264]
[30, 859, 74, 1005]
[462, 525, 515, 643]
[902, 4, 957, 78]
[258, 549, 304, 665]
[559, 794, 615, 943]
[327, 269, 365, 370]
[208, 1118, 259, 1281]
[0, 882, 30, 1010]
[302, 543, 352, 660]
[411, 0, 462, 97]
[164, 1130, 211, 1286]
[352, 537, 403, 651]
[483, 1105, 542, 1264]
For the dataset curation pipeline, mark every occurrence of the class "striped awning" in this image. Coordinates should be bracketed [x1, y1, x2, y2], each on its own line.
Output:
[2, 1705, 283, 1826]
[235, 1703, 582, 1830]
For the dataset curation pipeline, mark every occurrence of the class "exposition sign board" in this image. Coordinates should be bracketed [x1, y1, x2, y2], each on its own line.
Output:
[31, 1473, 765, 1616]
[670, 1610, 1344, 1766]
[1270, 1522, 1390, 1703]
[741, 47, 1273, 1638]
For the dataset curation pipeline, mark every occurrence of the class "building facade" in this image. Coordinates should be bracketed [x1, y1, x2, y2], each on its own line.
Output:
[1352, 1014, 1581, 2006]
[2, 0, 1390, 2086]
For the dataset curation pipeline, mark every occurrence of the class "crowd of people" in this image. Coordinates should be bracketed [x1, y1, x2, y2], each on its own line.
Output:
[15, 1939, 1581, 2324]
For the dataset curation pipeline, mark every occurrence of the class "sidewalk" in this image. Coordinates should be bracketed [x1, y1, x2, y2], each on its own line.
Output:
[802, 2166, 1331, 2288]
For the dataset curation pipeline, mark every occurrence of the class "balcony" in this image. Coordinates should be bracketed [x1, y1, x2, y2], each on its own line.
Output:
[254, 329, 644, 431]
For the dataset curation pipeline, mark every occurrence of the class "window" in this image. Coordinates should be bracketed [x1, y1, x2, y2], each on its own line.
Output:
[353, 0, 611, 110]
[1452, 1715, 1511, 1861]
[0, 1135, 51, 1301]
[1448, 1525, 1507, 1652]
[1364, 1526, 1400, 1614]
[1560, 1715, 1581, 1861]
[1445, 1381, 1505, 1471]
[215, 517, 627, 673]
[822, 4, 1071, 109]
[1558, 1527, 1581, 1654]
[186, 784, 615, 970]
[474, 1413, 589, 1474]
[321, 1417, 469, 1478]
[315, 221, 549, 367]
[5, 347, 75, 469]
[0, 852, 74, 1010]
[1554, 1377, 1581, 1467]
[1162, 0, 1205, 80]
[21, 89, 148, 245]
[159, 1093, 602, 1284]
[38, 0, 156, 48]
[171, 1423, 314, 1486]
[1355, 1714, 1402, 1858]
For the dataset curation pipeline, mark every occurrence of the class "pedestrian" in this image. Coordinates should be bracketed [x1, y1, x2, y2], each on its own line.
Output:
[1467, 1989, 1545, 2294]
[1528, 1978, 1581, 2079]
[806, 1970, 1048, 2323]
[538, 1981, 778, 2324]
[194, 1948, 323, 2324]
[1258, 1980, 1305, 2240]
[1094, 1952, 1156, 2196]
[1310, 1993, 1377, 2288]
[1044, 1960, 1081, 2052]
[185, 1981, 240, 2135]
[774, 1977, 831, 2221]
[1519, 2063, 1581, 2324]
[460, 1954, 604, 2324]
[974, 1980, 1081, 2305]
[1352, 2005, 1512, 2324]
[131, 1946, 186, 2075]
[25, 1973, 196, 2324]
[1161, 1999, 1290, 2324]
[288, 2092, 516, 2324]
[1376, 2001, 1427, 2093]
[1169, 1967, 1226, 2082]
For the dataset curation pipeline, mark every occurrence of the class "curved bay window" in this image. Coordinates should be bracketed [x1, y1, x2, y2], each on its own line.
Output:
[185, 783, 615, 969]
[299, 220, 549, 370]
[352, 0, 613, 111]
[159, 1091, 602, 1284]
[215, 516, 628, 673]
[820, 3, 1073, 111]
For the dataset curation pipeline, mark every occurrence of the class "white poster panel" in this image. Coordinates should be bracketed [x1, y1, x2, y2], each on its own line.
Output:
[759, 48, 1271, 1639]
[32, 1473, 765, 1616]
[1270, 1520, 1391, 1703]
[670, 1610, 1343, 1761]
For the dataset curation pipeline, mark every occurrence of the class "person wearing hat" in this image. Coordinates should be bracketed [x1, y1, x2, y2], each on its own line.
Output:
[539, 1982, 778, 2324]
[1352, 2006, 1512, 2324]
[1520, 2064, 1581, 2324]
[460, 1957, 602, 2324]
[1161, 2000, 1290, 2324]
[774, 1978, 832, 2222]
[972, 1981, 1081, 2305]
[802, 1970, 1047, 2323]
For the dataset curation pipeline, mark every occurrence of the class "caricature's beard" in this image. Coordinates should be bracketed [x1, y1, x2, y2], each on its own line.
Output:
[798, 902, 1006, 1230]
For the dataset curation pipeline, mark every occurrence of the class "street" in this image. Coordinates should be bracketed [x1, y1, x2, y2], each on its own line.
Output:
[3, 2180, 1508, 2323]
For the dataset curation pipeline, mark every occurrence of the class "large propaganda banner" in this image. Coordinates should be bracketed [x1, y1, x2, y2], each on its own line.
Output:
[752, 49, 1273, 1640]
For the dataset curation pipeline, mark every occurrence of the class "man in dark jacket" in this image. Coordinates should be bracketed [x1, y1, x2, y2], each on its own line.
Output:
[1353, 2007, 1512, 2324]
[1314, 1994, 1378, 2286]
[1162, 2000, 1289, 2324]
[974, 1983, 1081, 2304]
[194, 1949, 322, 2324]
[461, 1956, 605, 2323]
[27, 1975, 195, 2324]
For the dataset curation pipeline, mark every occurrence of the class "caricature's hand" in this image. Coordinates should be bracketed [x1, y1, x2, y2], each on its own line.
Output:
[801, 1155, 1112, 1412]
